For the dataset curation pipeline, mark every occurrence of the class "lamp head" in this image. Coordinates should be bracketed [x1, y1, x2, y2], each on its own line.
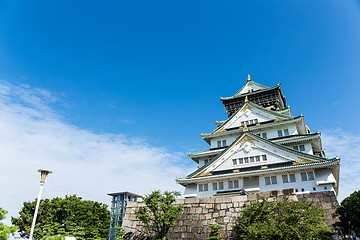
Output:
[38, 169, 52, 184]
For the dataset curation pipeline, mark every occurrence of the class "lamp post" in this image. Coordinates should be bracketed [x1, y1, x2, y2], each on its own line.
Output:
[29, 169, 52, 240]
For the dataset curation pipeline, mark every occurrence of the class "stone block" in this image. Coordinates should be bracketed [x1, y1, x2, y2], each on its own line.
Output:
[219, 210, 226, 216]
[220, 203, 227, 209]
[248, 194, 258, 201]
[233, 202, 239, 208]
[206, 203, 213, 209]
[202, 220, 208, 226]
[231, 195, 248, 202]
[195, 208, 202, 214]
[215, 203, 221, 211]
[215, 196, 231, 203]
[185, 198, 200, 204]
[224, 217, 230, 223]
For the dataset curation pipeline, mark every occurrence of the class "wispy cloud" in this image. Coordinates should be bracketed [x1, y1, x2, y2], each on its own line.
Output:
[322, 129, 360, 202]
[0, 81, 195, 224]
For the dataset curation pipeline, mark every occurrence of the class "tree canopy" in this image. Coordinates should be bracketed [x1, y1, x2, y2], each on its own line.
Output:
[0, 207, 18, 240]
[336, 190, 360, 236]
[11, 195, 110, 240]
[232, 197, 333, 240]
[135, 190, 183, 240]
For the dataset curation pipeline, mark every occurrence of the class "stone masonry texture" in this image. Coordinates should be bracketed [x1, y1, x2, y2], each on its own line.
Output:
[121, 189, 339, 240]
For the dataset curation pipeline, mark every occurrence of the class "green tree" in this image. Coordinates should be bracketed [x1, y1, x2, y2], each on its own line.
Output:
[232, 197, 333, 240]
[0, 207, 18, 240]
[12, 195, 110, 240]
[206, 217, 223, 240]
[336, 190, 360, 236]
[135, 190, 183, 240]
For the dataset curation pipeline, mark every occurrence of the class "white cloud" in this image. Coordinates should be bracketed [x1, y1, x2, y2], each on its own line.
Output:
[0, 81, 196, 225]
[322, 129, 360, 202]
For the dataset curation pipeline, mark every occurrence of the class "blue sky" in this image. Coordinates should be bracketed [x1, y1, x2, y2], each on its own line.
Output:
[0, 0, 359, 223]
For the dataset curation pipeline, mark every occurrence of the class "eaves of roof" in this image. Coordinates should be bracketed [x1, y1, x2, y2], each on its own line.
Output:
[176, 158, 339, 185]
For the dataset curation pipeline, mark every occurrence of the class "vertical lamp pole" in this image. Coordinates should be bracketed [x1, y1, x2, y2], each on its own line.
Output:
[29, 169, 52, 240]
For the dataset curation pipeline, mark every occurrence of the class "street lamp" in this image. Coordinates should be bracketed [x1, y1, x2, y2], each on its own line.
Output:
[29, 169, 52, 240]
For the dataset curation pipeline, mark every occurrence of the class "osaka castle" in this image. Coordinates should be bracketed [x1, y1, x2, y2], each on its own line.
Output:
[176, 75, 340, 198]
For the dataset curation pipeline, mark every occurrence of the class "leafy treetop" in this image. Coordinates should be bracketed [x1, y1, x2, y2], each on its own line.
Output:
[11, 195, 110, 240]
[233, 197, 334, 240]
[135, 190, 183, 240]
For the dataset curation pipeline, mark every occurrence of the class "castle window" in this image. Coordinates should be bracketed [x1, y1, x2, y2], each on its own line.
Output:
[265, 176, 277, 185]
[244, 157, 249, 163]
[217, 141, 221, 148]
[262, 133, 267, 139]
[249, 120, 253, 125]
[278, 130, 283, 137]
[228, 180, 239, 189]
[239, 158, 243, 164]
[282, 174, 296, 183]
[289, 174, 296, 182]
[254, 119, 258, 124]
[213, 182, 217, 190]
[284, 129, 289, 136]
[262, 155, 267, 161]
[232, 159, 237, 165]
[199, 184, 208, 192]
[301, 172, 315, 181]
[222, 140, 227, 147]
[255, 156, 260, 162]
[204, 159, 209, 164]
[293, 145, 305, 152]
[250, 156, 255, 162]
[313, 187, 316, 191]
[218, 182, 224, 190]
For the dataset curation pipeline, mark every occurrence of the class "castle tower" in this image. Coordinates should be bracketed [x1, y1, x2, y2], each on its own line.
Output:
[176, 75, 340, 198]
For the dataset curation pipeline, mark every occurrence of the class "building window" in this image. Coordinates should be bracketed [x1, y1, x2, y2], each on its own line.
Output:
[222, 140, 227, 147]
[218, 182, 224, 190]
[249, 120, 253, 125]
[301, 188, 305, 192]
[228, 180, 239, 189]
[239, 158, 243, 164]
[204, 159, 209, 165]
[265, 176, 277, 185]
[324, 186, 327, 190]
[293, 145, 305, 152]
[301, 172, 315, 181]
[213, 182, 217, 190]
[217, 141, 221, 148]
[282, 174, 296, 183]
[284, 129, 289, 136]
[278, 130, 283, 137]
[250, 156, 255, 162]
[199, 184, 208, 192]
[313, 187, 316, 191]
[262, 155, 267, 161]
[289, 174, 296, 182]
[254, 119, 258, 124]
[232, 159, 237, 165]
[244, 157, 249, 163]
[255, 156, 260, 162]
[282, 175, 289, 183]
[262, 133, 267, 139]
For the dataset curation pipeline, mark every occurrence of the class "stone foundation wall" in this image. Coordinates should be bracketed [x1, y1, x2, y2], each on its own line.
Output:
[122, 189, 339, 239]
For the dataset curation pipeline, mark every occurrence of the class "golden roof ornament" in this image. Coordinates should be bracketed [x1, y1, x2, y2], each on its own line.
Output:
[245, 95, 249, 102]
[247, 74, 251, 82]
[243, 123, 248, 132]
